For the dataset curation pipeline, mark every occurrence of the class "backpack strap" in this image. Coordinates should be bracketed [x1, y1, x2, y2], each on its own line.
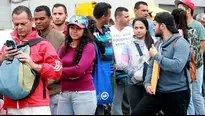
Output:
[134, 42, 143, 56]
[42, 78, 46, 99]
[172, 36, 181, 47]
[17, 38, 44, 48]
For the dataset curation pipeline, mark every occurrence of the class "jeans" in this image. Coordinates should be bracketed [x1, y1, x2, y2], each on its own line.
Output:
[57, 90, 97, 115]
[111, 79, 129, 115]
[95, 105, 104, 115]
[122, 90, 130, 115]
[50, 94, 59, 115]
[7, 106, 51, 115]
[131, 90, 190, 115]
[187, 84, 195, 115]
[128, 84, 146, 112]
[188, 66, 205, 115]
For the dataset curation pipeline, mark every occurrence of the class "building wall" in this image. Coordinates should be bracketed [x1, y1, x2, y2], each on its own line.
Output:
[0, 0, 11, 30]
[156, 0, 205, 15]
[1, 0, 205, 29]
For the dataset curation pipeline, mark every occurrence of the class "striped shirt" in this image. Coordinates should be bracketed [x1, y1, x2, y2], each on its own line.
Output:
[94, 25, 114, 64]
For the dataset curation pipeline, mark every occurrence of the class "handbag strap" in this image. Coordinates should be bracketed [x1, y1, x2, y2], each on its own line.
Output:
[93, 42, 101, 64]
[134, 42, 143, 56]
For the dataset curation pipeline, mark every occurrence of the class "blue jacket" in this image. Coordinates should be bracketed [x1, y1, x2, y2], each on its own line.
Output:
[144, 33, 190, 93]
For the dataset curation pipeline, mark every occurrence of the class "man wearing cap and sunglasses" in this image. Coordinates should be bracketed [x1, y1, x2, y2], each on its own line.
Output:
[175, 0, 205, 115]
[131, 12, 190, 115]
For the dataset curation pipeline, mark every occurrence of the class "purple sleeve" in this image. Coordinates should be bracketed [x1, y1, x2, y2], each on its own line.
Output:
[61, 43, 95, 79]
[57, 45, 64, 58]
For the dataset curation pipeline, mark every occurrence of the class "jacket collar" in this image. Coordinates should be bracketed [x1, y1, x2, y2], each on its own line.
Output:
[38, 26, 52, 38]
[11, 28, 40, 44]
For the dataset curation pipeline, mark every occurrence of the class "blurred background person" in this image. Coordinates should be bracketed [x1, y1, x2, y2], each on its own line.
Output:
[52, 3, 68, 36]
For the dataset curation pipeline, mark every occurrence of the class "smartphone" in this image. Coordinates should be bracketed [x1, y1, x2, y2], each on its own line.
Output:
[5, 40, 17, 62]
[6, 40, 17, 49]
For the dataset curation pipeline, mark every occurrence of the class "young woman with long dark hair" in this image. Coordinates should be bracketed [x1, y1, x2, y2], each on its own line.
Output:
[120, 17, 154, 112]
[57, 14, 97, 115]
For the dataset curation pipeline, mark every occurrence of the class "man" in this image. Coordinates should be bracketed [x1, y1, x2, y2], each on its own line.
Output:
[175, 0, 205, 114]
[0, 5, 62, 115]
[52, 3, 68, 36]
[110, 7, 132, 115]
[196, 11, 205, 115]
[131, 12, 190, 115]
[196, 12, 205, 98]
[132, 1, 155, 37]
[93, 2, 113, 115]
[34, 5, 65, 115]
[34, 5, 65, 51]
[196, 13, 205, 28]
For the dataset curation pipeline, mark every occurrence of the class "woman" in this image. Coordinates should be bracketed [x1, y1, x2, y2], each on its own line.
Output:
[121, 18, 154, 112]
[57, 14, 97, 115]
[172, 8, 204, 115]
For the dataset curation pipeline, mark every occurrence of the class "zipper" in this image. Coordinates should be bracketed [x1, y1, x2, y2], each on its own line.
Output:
[17, 101, 19, 109]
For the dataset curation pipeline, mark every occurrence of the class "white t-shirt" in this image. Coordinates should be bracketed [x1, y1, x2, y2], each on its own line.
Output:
[110, 26, 134, 70]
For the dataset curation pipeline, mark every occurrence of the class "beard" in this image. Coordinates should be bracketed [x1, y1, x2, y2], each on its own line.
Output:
[155, 29, 163, 38]
[155, 33, 162, 38]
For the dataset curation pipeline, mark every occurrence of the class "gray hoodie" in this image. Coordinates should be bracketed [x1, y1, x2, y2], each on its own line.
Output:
[144, 33, 190, 93]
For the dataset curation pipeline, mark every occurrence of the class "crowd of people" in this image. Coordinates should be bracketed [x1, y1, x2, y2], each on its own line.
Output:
[0, 0, 205, 115]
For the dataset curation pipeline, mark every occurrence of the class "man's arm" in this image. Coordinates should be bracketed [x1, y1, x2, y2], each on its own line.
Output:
[37, 42, 63, 80]
[154, 39, 190, 73]
[196, 22, 205, 53]
[200, 40, 205, 53]
[143, 58, 154, 89]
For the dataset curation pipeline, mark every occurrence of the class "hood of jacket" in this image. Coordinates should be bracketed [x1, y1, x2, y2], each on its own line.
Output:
[157, 33, 182, 48]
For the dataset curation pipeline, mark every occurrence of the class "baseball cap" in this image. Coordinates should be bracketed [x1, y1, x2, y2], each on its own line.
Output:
[154, 12, 179, 33]
[175, 0, 195, 11]
[69, 14, 88, 28]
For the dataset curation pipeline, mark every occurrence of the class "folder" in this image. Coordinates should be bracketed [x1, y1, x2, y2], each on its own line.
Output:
[151, 60, 160, 95]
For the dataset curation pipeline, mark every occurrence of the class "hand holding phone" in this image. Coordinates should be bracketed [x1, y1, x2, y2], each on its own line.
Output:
[5, 40, 17, 62]
[6, 40, 17, 49]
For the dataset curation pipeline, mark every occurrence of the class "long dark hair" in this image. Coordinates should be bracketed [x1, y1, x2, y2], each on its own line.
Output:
[87, 16, 97, 35]
[171, 8, 188, 40]
[60, 25, 94, 65]
[132, 18, 154, 49]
